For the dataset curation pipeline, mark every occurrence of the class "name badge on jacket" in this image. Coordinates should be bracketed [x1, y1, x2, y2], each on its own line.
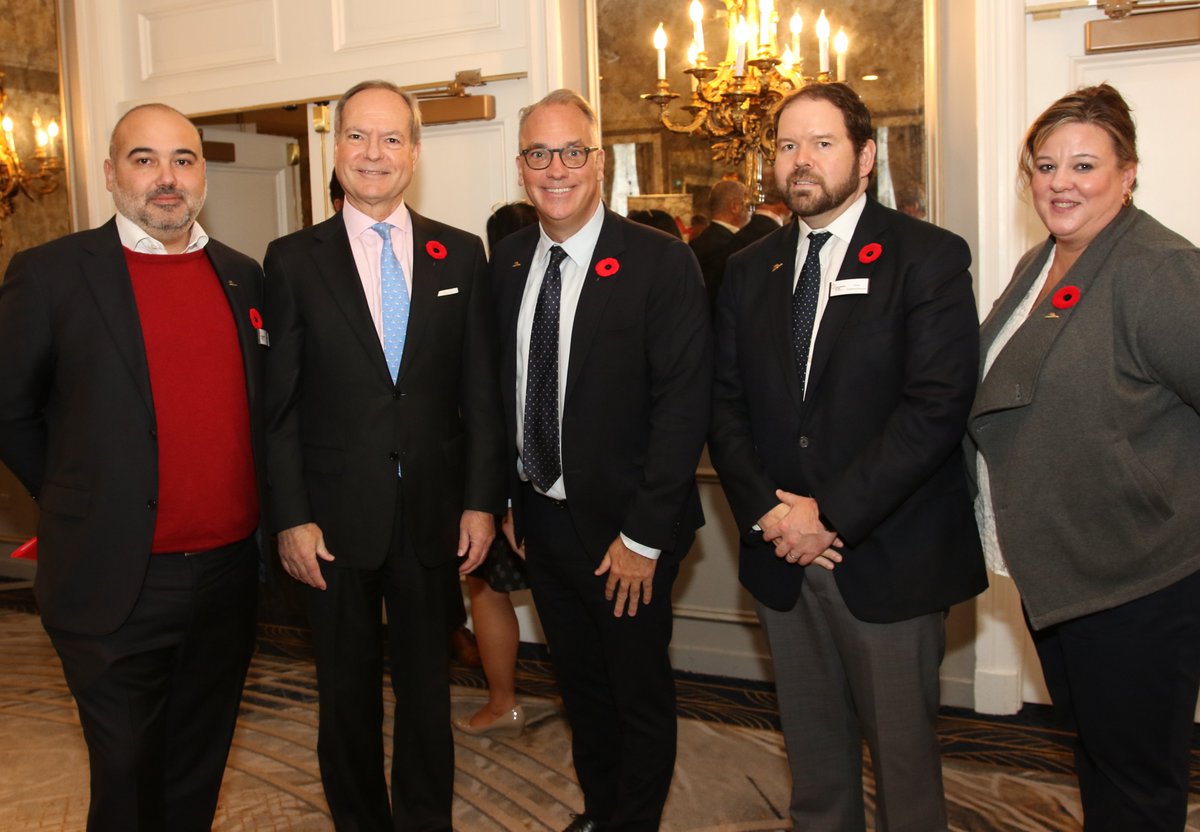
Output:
[830, 278, 869, 297]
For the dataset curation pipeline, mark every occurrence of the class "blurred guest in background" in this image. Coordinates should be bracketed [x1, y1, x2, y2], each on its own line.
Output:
[690, 179, 751, 308]
[729, 173, 790, 253]
[968, 83, 1200, 831]
[628, 208, 683, 239]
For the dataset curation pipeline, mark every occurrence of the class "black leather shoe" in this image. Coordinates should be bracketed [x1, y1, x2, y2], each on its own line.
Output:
[562, 814, 598, 832]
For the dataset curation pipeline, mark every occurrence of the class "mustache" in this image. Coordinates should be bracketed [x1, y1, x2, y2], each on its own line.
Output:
[786, 168, 824, 187]
[146, 186, 186, 200]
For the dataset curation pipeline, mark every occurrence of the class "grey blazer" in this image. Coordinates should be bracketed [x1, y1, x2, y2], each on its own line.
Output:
[967, 206, 1200, 629]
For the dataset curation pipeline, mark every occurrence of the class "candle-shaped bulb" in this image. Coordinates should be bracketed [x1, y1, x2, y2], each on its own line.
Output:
[834, 28, 848, 81]
[759, 0, 774, 52]
[1, 115, 13, 133]
[36, 128, 48, 148]
[790, 11, 802, 59]
[734, 15, 750, 75]
[687, 40, 700, 67]
[47, 119, 60, 139]
[690, 0, 705, 53]
[816, 10, 830, 74]
[654, 23, 668, 81]
[781, 46, 795, 71]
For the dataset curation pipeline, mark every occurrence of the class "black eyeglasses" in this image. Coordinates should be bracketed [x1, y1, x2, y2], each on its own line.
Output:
[519, 146, 600, 170]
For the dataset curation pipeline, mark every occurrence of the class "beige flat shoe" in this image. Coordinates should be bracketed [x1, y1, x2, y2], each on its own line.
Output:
[453, 704, 526, 738]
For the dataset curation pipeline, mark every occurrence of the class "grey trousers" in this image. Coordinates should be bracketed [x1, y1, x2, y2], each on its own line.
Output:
[757, 566, 948, 832]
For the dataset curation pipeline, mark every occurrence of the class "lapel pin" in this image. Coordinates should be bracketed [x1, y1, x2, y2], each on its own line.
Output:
[1044, 312, 1060, 319]
[771, 262, 783, 272]
[227, 280, 239, 287]
[513, 260, 522, 268]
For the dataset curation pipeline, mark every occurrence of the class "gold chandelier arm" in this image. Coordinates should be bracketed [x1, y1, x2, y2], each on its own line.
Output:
[657, 106, 710, 136]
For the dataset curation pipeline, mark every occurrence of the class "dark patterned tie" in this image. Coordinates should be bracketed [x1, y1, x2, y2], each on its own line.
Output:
[523, 245, 568, 492]
[792, 231, 832, 396]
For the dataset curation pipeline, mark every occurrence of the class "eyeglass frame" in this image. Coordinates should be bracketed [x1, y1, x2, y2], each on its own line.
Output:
[518, 145, 601, 170]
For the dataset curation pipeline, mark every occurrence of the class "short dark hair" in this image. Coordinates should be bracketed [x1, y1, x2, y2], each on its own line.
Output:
[329, 172, 344, 202]
[1019, 83, 1138, 191]
[774, 82, 874, 158]
[486, 201, 539, 251]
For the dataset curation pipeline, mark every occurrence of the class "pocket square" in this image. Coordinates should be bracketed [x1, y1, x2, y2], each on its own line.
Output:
[437, 287, 460, 297]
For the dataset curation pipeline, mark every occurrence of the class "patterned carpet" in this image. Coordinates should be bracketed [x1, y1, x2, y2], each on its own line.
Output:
[0, 585, 1196, 830]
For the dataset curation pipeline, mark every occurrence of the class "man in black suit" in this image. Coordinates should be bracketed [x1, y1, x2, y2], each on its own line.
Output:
[493, 89, 711, 832]
[264, 80, 505, 830]
[689, 178, 750, 309]
[728, 174, 790, 254]
[709, 83, 986, 830]
[0, 104, 265, 830]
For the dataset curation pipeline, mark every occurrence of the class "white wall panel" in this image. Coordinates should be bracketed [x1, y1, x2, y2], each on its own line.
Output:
[405, 122, 509, 245]
[333, 0, 502, 52]
[138, 0, 279, 80]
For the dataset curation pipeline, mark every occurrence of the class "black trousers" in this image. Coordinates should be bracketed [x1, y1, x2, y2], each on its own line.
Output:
[523, 486, 681, 832]
[46, 537, 258, 832]
[305, 493, 458, 832]
[1031, 567, 1200, 832]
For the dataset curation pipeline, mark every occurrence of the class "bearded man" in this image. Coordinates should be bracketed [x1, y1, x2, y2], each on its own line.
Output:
[0, 103, 266, 831]
[708, 83, 986, 831]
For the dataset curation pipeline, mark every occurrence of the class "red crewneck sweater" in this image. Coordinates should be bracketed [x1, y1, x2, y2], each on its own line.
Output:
[125, 248, 258, 552]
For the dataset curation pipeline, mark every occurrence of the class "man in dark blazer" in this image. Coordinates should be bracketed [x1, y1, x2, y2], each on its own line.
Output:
[689, 178, 750, 309]
[728, 175, 790, 254]
[264, 81, 505, 831]
[494, 89, 710, 832]
[0, 104, 265, 830]
[709, 83, 986, 830]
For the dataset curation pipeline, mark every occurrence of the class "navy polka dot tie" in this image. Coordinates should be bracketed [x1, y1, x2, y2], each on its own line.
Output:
[792, 231, 832, 396]
[523, 245, 568, 492]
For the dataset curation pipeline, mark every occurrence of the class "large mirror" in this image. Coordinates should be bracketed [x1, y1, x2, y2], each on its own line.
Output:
[596, 0, 931, 223]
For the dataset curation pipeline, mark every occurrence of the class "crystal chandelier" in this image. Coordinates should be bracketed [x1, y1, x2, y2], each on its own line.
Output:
[641, 1, 850, 196]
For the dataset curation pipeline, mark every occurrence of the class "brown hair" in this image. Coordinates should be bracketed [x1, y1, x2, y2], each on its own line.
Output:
[774, 82, 874, 158]
[1019, 83, 1137, 190]
[518, 88, 599, 146]
[334, 80, 422, 145]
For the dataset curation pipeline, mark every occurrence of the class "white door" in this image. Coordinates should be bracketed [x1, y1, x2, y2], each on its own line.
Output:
[196, 128, 302, 264]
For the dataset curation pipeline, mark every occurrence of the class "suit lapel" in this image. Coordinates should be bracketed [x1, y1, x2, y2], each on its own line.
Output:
[803, 200, 887, 406]
[565, 211, 624, 404]
[206, 241, 260, 410]
[973, 206, 1139, 419]
[311, 214, 392, 385]
[499, 231, 539, 429]
[767, 220, 804, 412]
[399, 210, 440, 383]
[81, 220, 155, 416]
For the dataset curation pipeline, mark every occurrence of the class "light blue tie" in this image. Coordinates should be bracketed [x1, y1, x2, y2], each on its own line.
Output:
[371, 222, 410, 383]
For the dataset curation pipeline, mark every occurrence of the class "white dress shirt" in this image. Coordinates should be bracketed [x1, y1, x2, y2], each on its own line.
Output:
[792, 192, 868, 398]
[115, 212, 209, 254]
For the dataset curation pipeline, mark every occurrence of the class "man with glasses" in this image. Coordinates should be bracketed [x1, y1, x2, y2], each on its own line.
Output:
[493, 89, 711, 832]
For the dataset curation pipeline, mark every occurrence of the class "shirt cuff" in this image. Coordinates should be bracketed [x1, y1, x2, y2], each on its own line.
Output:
[620, 533, 661, 560]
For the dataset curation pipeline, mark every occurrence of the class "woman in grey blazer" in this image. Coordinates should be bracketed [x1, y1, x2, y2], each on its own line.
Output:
[968, 84, 1200, 831]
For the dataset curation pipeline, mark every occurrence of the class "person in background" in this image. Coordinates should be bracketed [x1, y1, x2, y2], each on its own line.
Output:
[454, 199, 542, 738]
[709, 82, 986, 830]
[628, 208, 684, 239]
[494, 89, 711, 832]
[967, 83, 1200, 832]
[264, 79, 506, 831]
[329, 171, 345, 213]
[0, 103, 265, 831]
[729, 173, 790, 253]
[689, 179, 751, 309]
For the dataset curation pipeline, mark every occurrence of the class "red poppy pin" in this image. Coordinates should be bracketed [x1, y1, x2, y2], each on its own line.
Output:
[426, 240, 447, 260]
[595, 257, 620, 278]
[249, 308, 263, 329]
[1051, 285, 1081, 310]
[858, 242, 882, 264]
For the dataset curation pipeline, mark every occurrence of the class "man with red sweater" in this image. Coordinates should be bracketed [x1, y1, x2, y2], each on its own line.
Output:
[0, 104, 266, 831]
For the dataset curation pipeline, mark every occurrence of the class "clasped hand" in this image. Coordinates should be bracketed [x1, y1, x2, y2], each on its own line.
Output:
[758, 490, 843, 571]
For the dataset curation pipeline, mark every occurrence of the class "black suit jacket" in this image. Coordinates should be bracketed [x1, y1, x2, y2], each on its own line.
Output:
[0, 219, 266, 635]
[689, 221, 736, 311]
[495, 212, 711, 562]
[709, 198, 986, 621]
[729, 213, 783, 254]
[264, 209, 506, 568]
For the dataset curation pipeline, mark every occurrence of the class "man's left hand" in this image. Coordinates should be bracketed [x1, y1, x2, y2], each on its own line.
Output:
[457, 510, 495, 574]
[595, 536, 657, 618]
